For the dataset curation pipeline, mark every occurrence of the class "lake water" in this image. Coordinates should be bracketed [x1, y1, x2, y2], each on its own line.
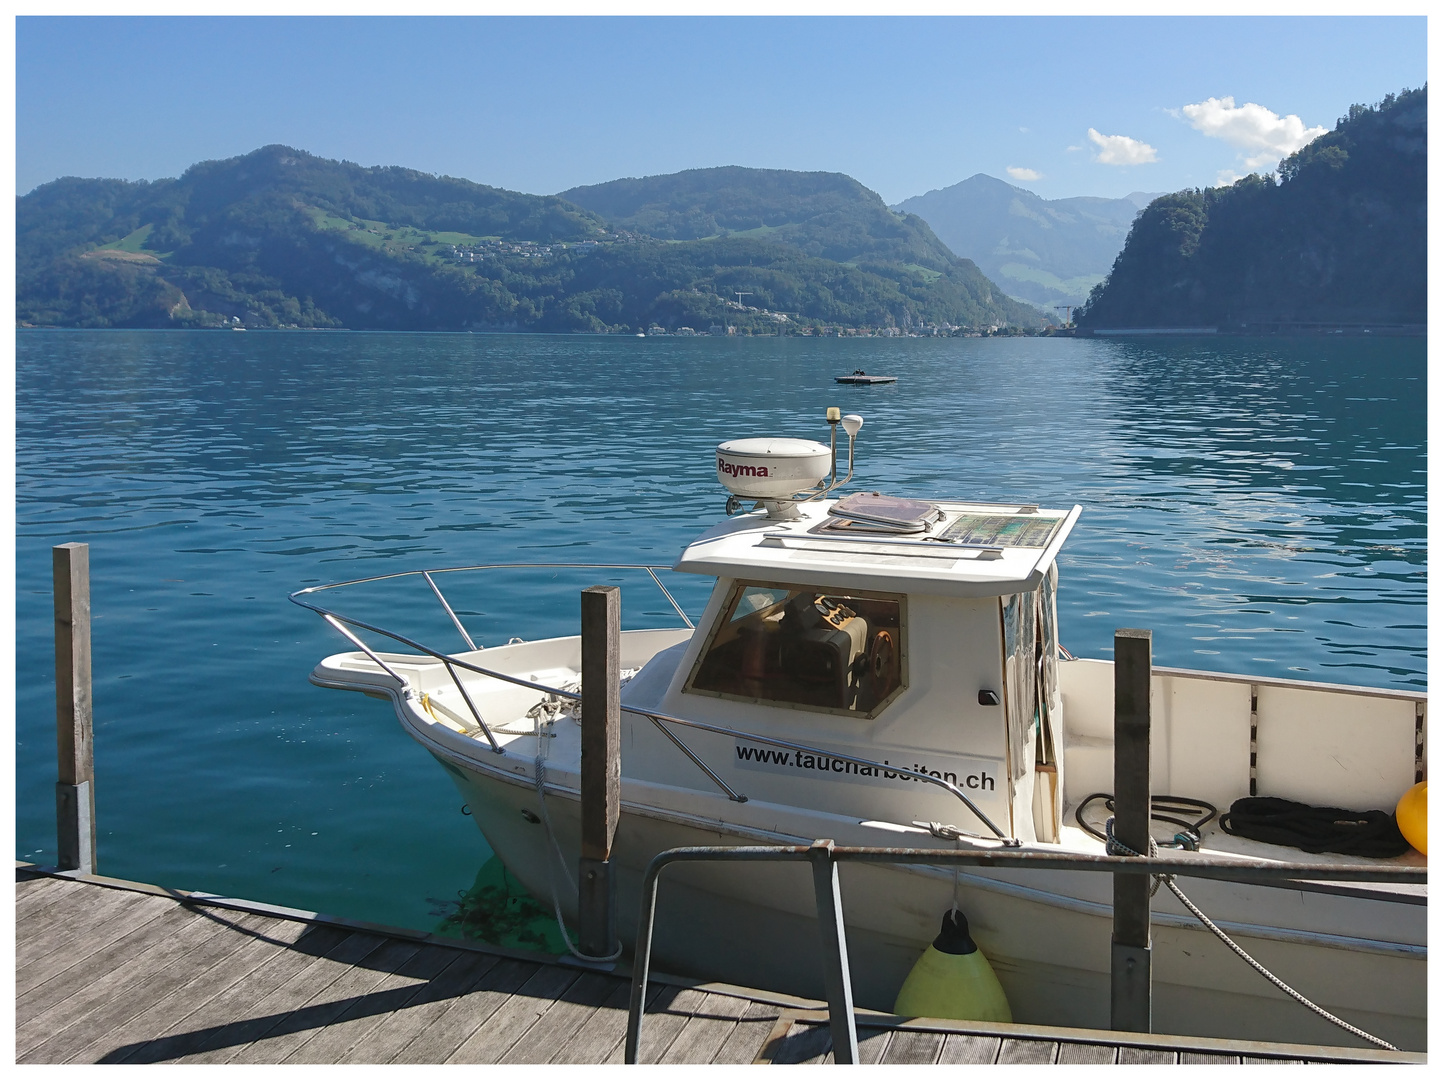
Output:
[15, 330, 1426, 932]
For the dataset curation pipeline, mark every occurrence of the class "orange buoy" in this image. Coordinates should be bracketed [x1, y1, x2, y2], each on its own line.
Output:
[1395, 781, 1426, 854]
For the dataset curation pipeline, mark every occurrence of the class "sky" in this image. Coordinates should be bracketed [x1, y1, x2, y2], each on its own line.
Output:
[15, 15, 1429, 205]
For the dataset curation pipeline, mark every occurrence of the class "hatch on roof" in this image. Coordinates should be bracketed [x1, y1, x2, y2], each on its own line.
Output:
[825, 492, 944, 534]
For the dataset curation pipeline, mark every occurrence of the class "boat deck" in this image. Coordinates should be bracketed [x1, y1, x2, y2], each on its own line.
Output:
[15, 867, 1420, 1065]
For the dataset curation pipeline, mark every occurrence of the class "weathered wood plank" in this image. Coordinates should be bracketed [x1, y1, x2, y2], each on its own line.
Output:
[769, 1020, 833, 1064]
[337, 950, 500, 1064]
[998, 1038, 1060, 1064]
[658, 990, 752, 1064]
[938, 1033, 1002, 1064]
[387, 957, 541, 1064]
[1179, 1051, 1243, 1064]
[1119, 1045, 1179, 1064]
[19, 903, 255, 1060]
[281, 942, 464, 1064]
[880, 1029, 946, 1064]
[101, 913, 320, 1064]
[499, 970, 622, 1063]
[447, 961, 581, 1063]
[550, 977, 666, 1064]
[177, 931, 390, 1064]
[15, 882, 158, 975]
[714, 999, 785, 1065]
[815, 1024, 891, 1065]
[17, 895, 189, 1014]
[229, 937, 425, 1064]
[1057, 1041, 1118, 1064]
[43, 911, 281, 1064]
[15, 873, 71, 916]
[110, 924, 352, 1063]
[605, 983, 695, 1064]
[849, 1026, 893, 1064]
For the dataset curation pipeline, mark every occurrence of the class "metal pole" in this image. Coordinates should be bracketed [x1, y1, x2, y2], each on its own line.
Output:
[1111, 628, 1152, 1032]
[808, 840, 859, 1064]
[579, 585, 621, 959]
[54, 543, 96, 874]
[624, 859, 662, 1064]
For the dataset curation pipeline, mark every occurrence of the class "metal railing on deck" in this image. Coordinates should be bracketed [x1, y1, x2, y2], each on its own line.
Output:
[290, 563, 1010, 839]
[624, 841, 1427, 1064]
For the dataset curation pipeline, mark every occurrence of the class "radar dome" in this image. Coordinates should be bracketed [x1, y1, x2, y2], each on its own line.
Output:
[716, 438, 831, 499]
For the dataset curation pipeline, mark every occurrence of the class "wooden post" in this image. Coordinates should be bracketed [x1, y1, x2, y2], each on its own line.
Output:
[54, 543, 96, 874]
[1111, 628, 1152, 1032]
[579, 585, 621, 958]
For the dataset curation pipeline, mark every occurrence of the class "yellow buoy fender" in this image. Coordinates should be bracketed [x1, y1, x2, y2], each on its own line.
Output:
[1395, 781, 1427, 855]
[893, 909, 1012, 1023]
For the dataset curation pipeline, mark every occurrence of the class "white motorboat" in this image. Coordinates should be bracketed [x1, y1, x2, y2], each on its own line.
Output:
[294, 409, 1426, 1051]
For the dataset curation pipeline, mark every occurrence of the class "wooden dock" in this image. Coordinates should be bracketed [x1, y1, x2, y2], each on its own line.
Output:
[16, 867, 1421, 1065]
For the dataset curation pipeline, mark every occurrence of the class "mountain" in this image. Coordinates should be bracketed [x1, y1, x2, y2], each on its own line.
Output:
[558, 166, 1043, 328]
[18, 148, 1043, 333]
[560, 166, 957, 268]
[1077, 87, 1426, 331]
[893, 175, 1161, 310]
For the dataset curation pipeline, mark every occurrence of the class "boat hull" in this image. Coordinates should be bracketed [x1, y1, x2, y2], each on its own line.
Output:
[442, 752, 1426, 1052]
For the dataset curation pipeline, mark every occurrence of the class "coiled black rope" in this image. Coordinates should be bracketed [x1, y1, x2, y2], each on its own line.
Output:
[1219, 797, 1411, 859]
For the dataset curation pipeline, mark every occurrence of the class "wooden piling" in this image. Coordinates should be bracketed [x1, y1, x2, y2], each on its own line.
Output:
[1111, 628, 1152, 1032]
[54, 543, 96, 874]
[579, 585, 621, 958]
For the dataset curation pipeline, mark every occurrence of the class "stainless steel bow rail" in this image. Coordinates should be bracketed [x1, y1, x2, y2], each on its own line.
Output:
[623, 842, 1426, 1065]
[289, 563, 1009, 840]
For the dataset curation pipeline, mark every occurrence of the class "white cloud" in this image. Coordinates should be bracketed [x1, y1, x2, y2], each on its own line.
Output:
[1181, 96, 1327, 170]
[1087, 128, 1159, 166]
[1006, 166, 1042, 181]
[1214, 170, 1244, 187]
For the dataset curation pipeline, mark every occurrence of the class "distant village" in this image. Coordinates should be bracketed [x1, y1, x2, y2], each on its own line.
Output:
[639, 322, 1021, 338]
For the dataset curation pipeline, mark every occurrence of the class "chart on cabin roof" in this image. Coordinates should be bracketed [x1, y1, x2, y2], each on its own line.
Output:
[939, 513, 1066, 549]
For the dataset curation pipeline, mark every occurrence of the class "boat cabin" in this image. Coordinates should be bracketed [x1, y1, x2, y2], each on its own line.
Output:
[619, 491, 1082, 844]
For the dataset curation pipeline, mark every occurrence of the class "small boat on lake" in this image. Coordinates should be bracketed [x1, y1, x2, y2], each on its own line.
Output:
[294, 407, 1425, 1051]
[836, 369, 897, 384]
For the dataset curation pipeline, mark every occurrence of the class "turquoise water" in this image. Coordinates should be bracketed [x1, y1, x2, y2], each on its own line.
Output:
[15, 330, 1426, 931]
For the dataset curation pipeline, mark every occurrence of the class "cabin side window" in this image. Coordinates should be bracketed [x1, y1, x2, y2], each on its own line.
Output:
[685, 582, 906, 717]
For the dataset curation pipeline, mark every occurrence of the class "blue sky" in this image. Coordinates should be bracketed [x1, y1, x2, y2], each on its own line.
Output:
[16, 16, 1427, 204]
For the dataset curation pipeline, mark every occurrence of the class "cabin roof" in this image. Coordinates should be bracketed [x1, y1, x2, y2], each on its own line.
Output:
[673, 498, 1082, 598]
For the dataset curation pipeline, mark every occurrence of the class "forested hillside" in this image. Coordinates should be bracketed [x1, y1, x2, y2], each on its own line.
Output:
[18, 147, 1043, 333]
[559, 166, 1037, 330]
[1077, 87, 1426, 330]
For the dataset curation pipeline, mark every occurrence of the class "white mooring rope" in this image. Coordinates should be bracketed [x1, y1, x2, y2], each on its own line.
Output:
[1105, 819, 1397, 1051]
[532, 714, 623, 964]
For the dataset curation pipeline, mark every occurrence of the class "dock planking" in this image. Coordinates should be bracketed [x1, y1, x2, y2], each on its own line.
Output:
[758, 1015, 1416, 1065]
[15, 869, 778, 1065]
[16, 867, 1423, 1065]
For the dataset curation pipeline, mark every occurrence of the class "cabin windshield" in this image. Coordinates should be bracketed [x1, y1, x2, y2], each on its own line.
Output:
[685, 581, 906, 717]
